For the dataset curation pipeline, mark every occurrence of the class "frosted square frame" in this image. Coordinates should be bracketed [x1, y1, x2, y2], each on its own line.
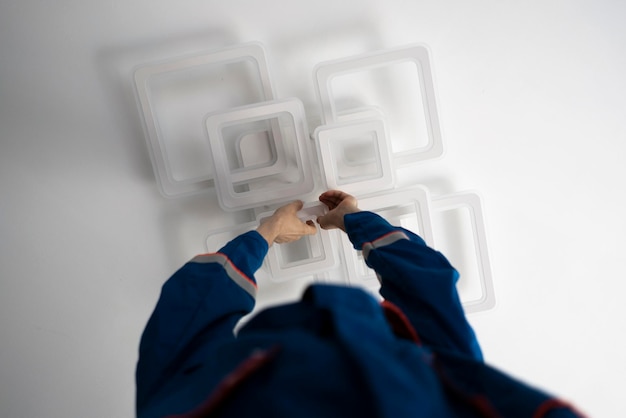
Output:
[315, 118, 394, 195]
[220, 118, 288, 184]
[134, 42, 275, 197]
[314, 44, 443, 166]
[205, 98, 315, 211]
[431, 192, 495, 313]
[235, 128, 288, 181]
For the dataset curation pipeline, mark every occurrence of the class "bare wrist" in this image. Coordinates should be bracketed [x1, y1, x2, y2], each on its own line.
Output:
[256, 219, 280, 246]
[338, 207, 360, 232]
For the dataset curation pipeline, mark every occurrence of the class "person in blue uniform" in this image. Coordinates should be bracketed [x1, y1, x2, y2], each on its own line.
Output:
[136, 190, 584, 418]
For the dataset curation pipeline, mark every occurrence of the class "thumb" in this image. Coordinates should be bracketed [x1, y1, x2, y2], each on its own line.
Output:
[316, 214, 333, 230]
[289, 200, 304, 213]
[304, 219, 317, 235]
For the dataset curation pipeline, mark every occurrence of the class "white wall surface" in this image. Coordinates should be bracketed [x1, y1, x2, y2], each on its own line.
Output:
[1, 0, 625, 416]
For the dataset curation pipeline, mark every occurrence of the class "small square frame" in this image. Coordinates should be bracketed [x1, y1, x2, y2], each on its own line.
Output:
[205, 98, 315, 211]
[134, 42, 275, 197]
[315, 118, 394, 195]
[314, 44, 443, 166]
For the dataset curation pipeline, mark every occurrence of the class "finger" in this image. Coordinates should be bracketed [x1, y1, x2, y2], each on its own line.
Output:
[275, 199, 303, 215]
[319, 190, 339, 202]
[320, 190, 348, 201]
[304, 220, 317, 235]
[316, 215, 333, 230]
[319, 194, 341, 210]
[319, 197, 335, 211]
[288, 199, 304, 213]
[320, 190, 351, 208]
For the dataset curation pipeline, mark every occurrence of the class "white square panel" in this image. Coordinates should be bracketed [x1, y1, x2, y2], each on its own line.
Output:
[431, 192, 495, 313]
[314, 44, 443, 166]
[205, 98, 315, 211]
[315, 118, 394, 195]
[220, 117, 288, 184]
[134, 42, 275, 197]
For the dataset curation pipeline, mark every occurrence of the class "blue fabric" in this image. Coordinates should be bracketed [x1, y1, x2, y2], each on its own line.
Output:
[135, 231, 265, 409]
[136, 211, 580, 418]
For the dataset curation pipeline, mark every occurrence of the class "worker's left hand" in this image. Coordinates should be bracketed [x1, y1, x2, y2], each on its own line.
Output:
[256, 200, 317, 246]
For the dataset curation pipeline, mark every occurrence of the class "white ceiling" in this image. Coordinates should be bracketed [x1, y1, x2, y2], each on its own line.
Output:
[1, 1, 625, 416]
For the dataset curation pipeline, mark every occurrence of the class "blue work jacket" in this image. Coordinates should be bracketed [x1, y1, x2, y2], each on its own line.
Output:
[136, 211, 582, 417]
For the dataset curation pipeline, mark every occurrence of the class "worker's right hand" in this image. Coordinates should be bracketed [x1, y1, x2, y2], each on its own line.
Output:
[316, 190, 360, 232]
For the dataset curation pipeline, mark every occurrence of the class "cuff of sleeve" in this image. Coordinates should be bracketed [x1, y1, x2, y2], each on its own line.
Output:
[218, 231, 269, 279]
[345, 211, 397, 250]
[188, 231, 267, 300]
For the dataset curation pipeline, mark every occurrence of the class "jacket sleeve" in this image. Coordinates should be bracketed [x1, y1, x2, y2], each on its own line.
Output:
[344, 211, 483, 361]
[135, 230, 267, 409]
